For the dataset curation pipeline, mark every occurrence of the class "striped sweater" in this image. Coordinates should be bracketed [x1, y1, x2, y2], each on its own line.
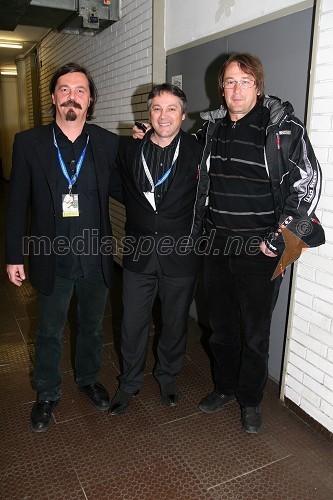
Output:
[207, 104, 276, 249]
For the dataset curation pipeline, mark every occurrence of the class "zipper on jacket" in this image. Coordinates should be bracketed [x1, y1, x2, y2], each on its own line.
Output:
[276, 132, 280, 149]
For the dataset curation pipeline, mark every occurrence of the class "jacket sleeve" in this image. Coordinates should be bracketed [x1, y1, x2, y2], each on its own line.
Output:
[110, 135, 137, 204]
[192, 122, 208, 146]
[5, 133, 32, 264]
[108, 134, 124, 204]
[265, 118, 325, 254]
[109, 159, 123, 204]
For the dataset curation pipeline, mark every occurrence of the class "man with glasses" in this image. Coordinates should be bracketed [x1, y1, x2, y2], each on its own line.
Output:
[195, 52, 324, 433]
[133, 53, 324, 433]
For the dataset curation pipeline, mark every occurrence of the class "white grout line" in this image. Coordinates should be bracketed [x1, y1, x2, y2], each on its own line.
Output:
[207, 455, 293, 490]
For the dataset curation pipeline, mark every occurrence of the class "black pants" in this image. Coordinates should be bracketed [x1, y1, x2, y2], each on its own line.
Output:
[119, 256, 197, 394]
[204, 252, 282, 407]
[34, 269, 108, 401]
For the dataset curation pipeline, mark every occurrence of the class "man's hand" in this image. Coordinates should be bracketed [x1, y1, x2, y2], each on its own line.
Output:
[7, 264, 26, 287]
[133, 122, 151, 139]
[259, 241, 278, 257]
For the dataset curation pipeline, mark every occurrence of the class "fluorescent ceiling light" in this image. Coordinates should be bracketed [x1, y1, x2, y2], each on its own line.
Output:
[1, 70, 17, 75]
[0, 42, 23, 49]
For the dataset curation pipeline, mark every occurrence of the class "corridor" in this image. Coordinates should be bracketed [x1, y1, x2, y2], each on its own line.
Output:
[0, 179, 332, 499]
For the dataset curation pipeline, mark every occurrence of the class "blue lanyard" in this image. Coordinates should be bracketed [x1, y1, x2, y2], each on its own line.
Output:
[156, 165, 173, 187]
[141, 138, 180, 192]
[53, 127, 89, 192]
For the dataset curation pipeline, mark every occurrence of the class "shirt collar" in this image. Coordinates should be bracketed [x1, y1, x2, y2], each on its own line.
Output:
[53, 121, 88, 143]
[226, 103, 263, 127]
[148, 130, 181, 151]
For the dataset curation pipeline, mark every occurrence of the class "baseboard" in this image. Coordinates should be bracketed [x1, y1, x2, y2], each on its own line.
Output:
[284, 397, 332, 441]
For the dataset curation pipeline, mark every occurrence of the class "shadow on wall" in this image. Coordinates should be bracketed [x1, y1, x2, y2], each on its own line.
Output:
[187, 52, 228, 134]
[115, 83, 151, 137]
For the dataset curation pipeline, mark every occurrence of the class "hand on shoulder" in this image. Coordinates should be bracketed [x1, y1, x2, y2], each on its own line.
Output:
[133, 122, 151, 139]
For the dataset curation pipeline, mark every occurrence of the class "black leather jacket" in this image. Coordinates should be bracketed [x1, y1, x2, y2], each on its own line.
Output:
[195, 95, 325, 253]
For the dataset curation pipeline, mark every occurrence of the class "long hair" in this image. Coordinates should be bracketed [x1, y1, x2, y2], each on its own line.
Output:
[147, 83, 187, 113]
[48, 62, 98, 120]
[218, 53, 265, 108]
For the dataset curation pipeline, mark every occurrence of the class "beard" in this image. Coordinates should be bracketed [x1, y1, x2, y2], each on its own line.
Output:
[61, 99, 82, 121]
[65, 109, 77, 121]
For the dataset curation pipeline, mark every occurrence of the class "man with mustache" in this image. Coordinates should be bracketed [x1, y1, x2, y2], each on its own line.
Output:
[5, 62, 122, 432]
[61, 97, 82, 117]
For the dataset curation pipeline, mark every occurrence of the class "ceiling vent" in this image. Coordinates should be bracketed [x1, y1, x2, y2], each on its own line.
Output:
[0, 0, 120, 36]
[60, 0, 120, 36]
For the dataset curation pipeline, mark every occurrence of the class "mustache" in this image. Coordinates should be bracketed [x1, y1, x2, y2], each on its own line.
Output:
[60, 99, 82, 110]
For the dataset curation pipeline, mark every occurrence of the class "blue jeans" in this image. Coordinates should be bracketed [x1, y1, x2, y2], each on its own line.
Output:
[33, 269, 108, 401]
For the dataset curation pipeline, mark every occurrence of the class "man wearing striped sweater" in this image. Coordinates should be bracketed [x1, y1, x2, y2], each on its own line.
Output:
[196, 53, 324, 433]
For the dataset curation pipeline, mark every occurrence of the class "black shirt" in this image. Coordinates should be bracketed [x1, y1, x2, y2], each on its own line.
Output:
[135, 131, 180, 205]
[53, 122, 101, 278]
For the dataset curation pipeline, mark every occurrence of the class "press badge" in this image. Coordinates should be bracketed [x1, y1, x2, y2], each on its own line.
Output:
[62, 193, 79, 217]
[141, 138, 180, 213]
[143, 191, 156, 210]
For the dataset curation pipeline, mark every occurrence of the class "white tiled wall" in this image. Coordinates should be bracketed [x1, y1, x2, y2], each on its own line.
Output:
[284, 0, 333, 434]
[36, 0, 153, 265]
[38, 0, 152, 132]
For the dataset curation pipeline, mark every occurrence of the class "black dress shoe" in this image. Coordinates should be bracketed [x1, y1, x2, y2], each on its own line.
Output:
[30, 399, 59, 433]
[109, 389, 139, 416]
[160, 382, 179, 407]
[198, 391, 236, 413]
[80, 382, 110, 410]
[241, 406, 262, 433]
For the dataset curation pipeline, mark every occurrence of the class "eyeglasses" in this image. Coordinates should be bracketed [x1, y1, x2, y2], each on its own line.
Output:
[222, 79, 256, 90]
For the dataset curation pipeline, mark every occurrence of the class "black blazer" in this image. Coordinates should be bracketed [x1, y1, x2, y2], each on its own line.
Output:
[5, 122, 121, 295]
[117, 130, 207, 277]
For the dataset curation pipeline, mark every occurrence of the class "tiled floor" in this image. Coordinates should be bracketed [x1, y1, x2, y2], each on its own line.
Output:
[0, 179, 332, 499]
